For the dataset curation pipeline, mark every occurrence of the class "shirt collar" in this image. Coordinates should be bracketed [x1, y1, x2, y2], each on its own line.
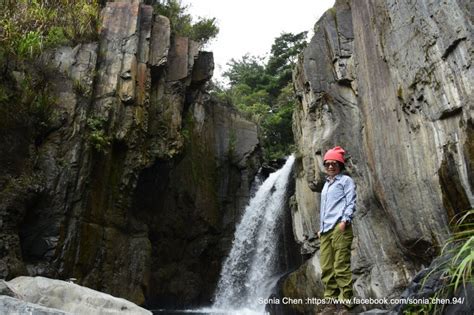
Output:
[326, 173, 343, 182]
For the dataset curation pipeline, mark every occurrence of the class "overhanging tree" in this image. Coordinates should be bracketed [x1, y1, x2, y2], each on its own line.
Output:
[152, 0, 219, 46]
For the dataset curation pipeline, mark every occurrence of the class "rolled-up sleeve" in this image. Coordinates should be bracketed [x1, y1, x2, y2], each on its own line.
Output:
[342, 177, 356, 222]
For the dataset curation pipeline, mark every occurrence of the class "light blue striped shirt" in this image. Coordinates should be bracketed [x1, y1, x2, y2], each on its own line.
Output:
[319, 174, 356, 233]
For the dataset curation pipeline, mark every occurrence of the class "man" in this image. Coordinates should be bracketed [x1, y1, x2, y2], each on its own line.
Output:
[317, 146, 356, 315]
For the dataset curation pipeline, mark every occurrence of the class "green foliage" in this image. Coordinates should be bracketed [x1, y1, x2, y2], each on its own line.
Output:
[446, 210, 473, 292]
[0, 0, 100, 59]
[0, 85, 9, 103]
[236, 101, 271, 123]
[27, 83, 57, 136]
[153, 0, 191, 34]
[15, 31, 43, 58]
[228, 128, 237, 158]
[87, 116, 111, 153]
[267, 31, 307, 91]
[261, 84, 296, 160]
[153, 0, 218, 45]
[232, 84, 271, 111]
[397, 85, 404, 100]
[190, 17, 219, 43]
[44, 26, 69, 48]
[214, 31, 307, 161]
[0, 67, 58, 145]
[0, 0, 98, 147]
[267, 32, 307, 75]
[224, 55, 272, 90]
[406, 210, 473, 315]
[73, 78, 92, 97]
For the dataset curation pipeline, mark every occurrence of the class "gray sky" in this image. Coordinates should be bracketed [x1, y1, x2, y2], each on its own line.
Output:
[181, 0, 335, 81]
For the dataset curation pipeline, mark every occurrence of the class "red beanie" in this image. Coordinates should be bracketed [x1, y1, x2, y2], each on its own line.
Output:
[323, 146, 346, 164]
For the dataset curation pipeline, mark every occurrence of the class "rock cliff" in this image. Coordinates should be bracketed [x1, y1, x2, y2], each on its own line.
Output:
[0, 0, 260, 308]
[290, 0, 472, 312]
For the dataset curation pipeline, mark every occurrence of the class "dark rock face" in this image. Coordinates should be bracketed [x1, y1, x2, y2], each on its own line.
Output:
[392, 252, 474, 315]
[290, 0, 472, 313]
[0, 0, 260, 308]
[133, 95, 261, 308]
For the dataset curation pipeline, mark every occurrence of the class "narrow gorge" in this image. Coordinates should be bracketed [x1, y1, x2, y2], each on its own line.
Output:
[0, 0, 472, 314]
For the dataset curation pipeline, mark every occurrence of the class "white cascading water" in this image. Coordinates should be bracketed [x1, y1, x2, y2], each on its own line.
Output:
[207, 155, 295, 315]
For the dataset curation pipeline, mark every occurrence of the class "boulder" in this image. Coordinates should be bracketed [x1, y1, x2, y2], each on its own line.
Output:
[0, 296, 71, 315]
[0, 279, 21, 299]
[7, 276, 152, 315]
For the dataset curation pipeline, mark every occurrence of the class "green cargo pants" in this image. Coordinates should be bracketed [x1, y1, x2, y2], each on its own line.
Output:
[320, 223, 353, 302]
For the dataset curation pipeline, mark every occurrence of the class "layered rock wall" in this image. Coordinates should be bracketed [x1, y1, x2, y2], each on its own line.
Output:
[0, 0, 260, 308]
[290, 0, 472, 311]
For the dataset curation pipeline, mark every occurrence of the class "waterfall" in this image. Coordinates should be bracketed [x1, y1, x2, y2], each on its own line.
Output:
[210, 155, 295, 314]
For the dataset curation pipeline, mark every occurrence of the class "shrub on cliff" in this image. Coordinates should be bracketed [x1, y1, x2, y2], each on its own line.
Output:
[0, 1, 100, 154]
[152, 0, 219, 45]
[0, 0, 100, 59]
